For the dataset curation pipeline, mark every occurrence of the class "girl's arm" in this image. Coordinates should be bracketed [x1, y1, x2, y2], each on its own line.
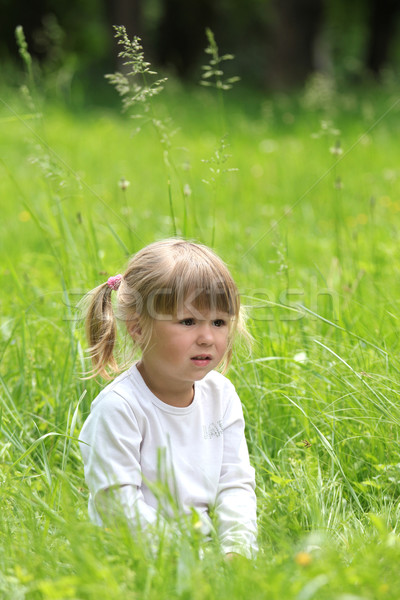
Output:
[215, 389, 258, 558]
[79, 393, 159, 530]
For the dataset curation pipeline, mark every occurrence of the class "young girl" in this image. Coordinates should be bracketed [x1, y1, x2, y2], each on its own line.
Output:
[79, 239, 257, 557]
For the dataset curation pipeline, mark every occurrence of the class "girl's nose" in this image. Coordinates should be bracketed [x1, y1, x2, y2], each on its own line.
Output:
[197, 324, 213, 345]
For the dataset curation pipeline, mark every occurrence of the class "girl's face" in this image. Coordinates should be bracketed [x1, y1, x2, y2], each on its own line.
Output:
[135, 307, 231, 406]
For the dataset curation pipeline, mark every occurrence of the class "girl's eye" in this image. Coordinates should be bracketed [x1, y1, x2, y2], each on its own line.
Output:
[213, 319, 226, 327]
[180, 318, 195, 326]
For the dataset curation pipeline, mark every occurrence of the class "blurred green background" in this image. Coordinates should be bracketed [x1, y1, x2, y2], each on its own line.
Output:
[2, 3, 400, 598]
[1, 0, 400, 99]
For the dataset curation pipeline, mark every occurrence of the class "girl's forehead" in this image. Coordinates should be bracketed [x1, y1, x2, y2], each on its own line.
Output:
[175, 305, 231, 319]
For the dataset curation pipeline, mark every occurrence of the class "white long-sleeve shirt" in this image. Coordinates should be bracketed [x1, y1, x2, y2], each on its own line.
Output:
[79, 364, 257, 556]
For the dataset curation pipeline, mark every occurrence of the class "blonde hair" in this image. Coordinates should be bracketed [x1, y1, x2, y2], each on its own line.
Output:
[83, 238, 248, 379]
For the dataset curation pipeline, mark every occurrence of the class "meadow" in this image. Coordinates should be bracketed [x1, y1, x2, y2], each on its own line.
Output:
[1, 31, 400, 599]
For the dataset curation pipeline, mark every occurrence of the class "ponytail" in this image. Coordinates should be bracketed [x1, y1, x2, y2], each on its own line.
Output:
[84, 283, 118, 379]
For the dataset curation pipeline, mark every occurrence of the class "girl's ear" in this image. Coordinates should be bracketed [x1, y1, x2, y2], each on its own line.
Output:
[127, 318, 142, 340]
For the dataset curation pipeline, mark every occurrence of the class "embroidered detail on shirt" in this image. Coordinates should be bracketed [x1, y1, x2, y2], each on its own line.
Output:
[203, 420, 223, 439]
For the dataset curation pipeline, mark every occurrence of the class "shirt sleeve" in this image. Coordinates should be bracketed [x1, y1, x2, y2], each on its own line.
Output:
[215, 387, 258, 558]
[79, 392, 159, 529]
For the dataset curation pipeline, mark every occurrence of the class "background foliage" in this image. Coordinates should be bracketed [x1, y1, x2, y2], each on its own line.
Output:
[1, 18, 400, 600]
[1, 0, 400, 92]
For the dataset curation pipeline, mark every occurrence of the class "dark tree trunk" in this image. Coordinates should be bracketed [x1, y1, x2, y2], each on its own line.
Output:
[365, 0, 400, 76]
[155, 0, 216, 77]
[268, 0, 325, 89]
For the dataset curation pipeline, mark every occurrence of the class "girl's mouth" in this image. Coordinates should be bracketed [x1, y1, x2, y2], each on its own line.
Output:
[191, 355, 212, 366]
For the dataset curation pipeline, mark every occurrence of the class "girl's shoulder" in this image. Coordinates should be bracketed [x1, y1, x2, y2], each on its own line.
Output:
[196, 371, 243, 419]
[89, 364, 148, 415]
[197, 369, 237, 397]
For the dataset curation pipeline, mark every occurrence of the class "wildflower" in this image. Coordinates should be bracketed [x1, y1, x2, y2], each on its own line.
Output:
[334, 177, 343, 190]
[356, 213, 368, 225]
[330, 140, 343, 156]
[183, 184, 192, 197]
[379, 196, 391, 207]
[294, 351, 307, 363]
[193, 519, 203, 531]
[18, 211, 31, 222]
[119, 177, 130, 190]
[295, 551, 312, 566]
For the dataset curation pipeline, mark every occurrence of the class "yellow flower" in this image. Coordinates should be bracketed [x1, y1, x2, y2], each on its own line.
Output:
[295, 551, 312, 566]
[18, 211, 31, 222]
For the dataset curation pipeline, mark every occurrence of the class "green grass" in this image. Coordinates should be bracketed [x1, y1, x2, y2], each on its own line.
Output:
[1, 67, 400, 598]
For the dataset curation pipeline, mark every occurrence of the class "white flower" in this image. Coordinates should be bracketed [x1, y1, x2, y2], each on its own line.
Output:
[329, 142, 343, 156]
[119, 177, 131, 190]
[294, 351, 308, 364]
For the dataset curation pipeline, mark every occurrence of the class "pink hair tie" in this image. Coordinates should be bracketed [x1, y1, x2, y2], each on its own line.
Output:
[107, 274, 122, 290]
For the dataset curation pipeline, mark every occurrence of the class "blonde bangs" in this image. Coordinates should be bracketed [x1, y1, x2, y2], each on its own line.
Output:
[148, 257, 240, 319]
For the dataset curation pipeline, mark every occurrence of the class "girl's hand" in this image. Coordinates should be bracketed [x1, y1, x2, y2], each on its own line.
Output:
[225, 552, 240, 561]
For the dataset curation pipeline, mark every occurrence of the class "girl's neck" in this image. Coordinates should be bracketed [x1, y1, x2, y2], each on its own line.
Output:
[137, 361, 194, 408]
